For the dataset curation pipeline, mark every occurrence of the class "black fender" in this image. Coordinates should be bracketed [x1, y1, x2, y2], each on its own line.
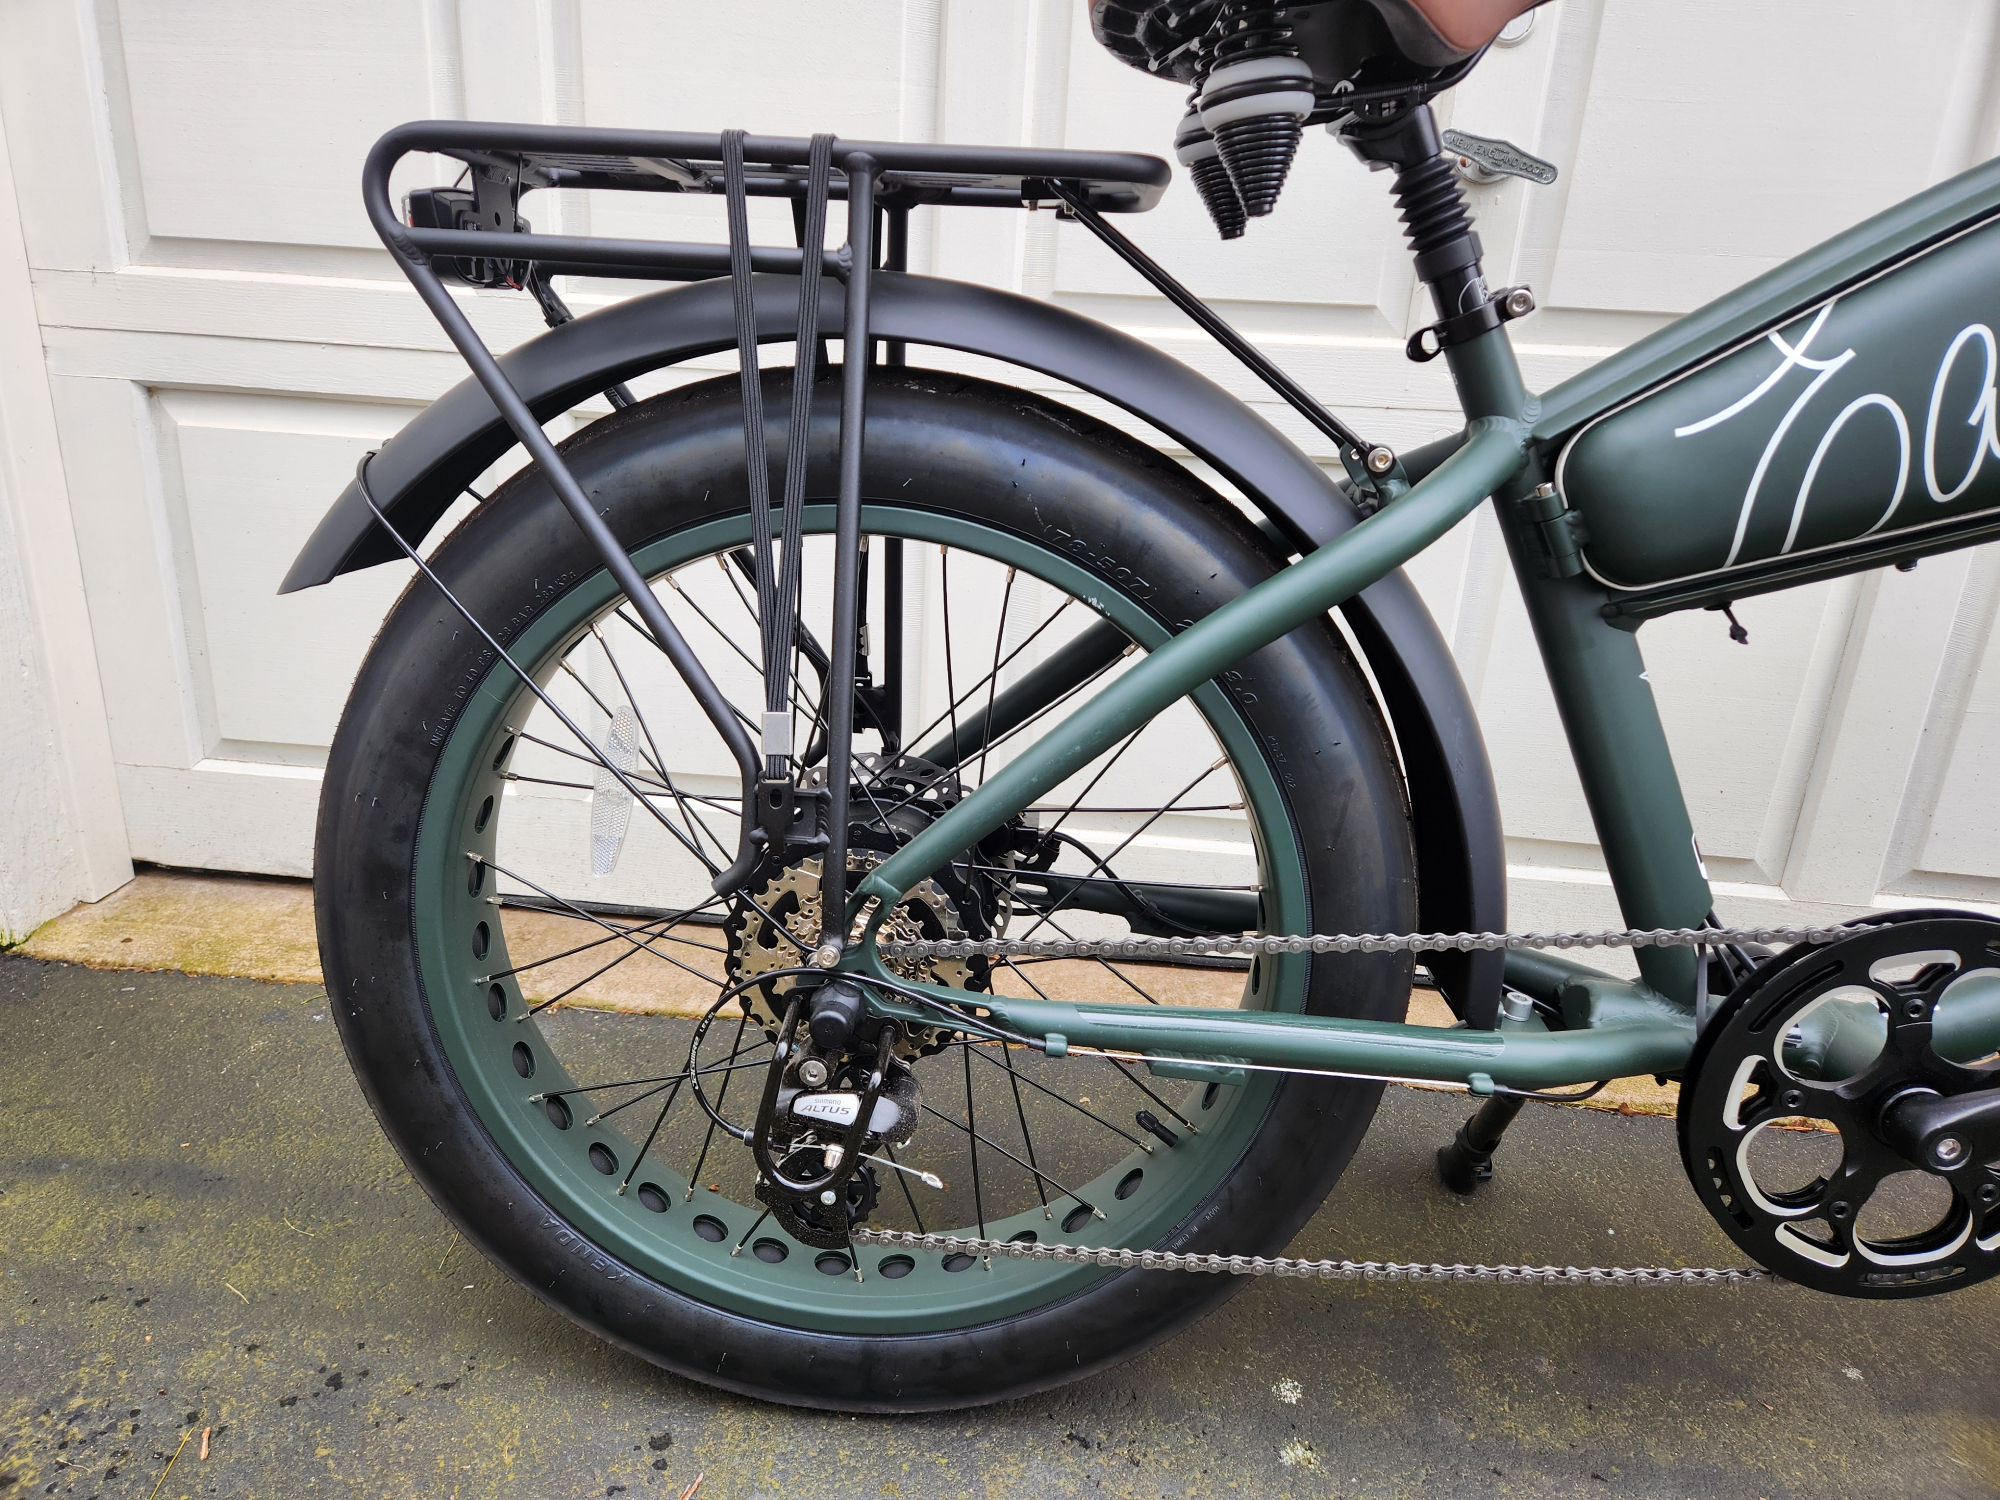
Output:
[283, 272, 1506, 1025]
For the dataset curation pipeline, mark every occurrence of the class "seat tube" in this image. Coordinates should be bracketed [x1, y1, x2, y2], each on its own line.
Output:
[1346, 102, 1711, 1005]
[1496, 496, 1712, 1004]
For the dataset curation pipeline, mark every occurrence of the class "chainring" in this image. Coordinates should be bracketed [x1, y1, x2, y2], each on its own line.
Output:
[724, 851, 985, 1059]
[1678, 910, 2000, 1297]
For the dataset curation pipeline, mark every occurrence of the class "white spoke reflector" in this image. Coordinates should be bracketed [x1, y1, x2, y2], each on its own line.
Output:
[590, 705, 640, 876]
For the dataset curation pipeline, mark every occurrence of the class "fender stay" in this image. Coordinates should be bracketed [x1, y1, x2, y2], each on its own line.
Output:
[283, 273, 1505, 1025]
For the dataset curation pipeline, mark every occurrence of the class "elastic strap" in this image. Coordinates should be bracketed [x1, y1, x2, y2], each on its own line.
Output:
[772, 134, 836, 726]
[719, 131, 784, 766]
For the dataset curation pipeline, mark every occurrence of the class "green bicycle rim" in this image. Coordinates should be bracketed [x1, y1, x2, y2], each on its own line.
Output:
[412, 502, 1312, 1334]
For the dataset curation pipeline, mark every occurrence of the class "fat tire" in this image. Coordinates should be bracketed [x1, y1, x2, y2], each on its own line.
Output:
[315, 370, 1416, 1409]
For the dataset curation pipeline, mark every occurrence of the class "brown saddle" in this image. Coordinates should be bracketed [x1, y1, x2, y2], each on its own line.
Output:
[1368, 0, 1546, 68]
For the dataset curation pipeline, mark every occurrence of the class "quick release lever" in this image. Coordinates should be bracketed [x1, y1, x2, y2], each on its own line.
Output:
[1440, 129, 1558, 186]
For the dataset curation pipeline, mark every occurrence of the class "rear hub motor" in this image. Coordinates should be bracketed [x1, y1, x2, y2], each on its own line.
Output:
[1679, 912, 2000, 1296]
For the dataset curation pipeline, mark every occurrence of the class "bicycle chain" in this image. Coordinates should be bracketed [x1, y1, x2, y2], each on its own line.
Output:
[862, 920, 1843, 1287]
[878, 921, 1871, 964]
[850, 1228, 1773, 1285]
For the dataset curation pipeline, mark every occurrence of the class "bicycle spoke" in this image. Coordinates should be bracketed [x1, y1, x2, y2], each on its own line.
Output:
[883, 1142, 927, 1234]
[962, 1040, 986, 1240]
[480, 855, 727, 1003]
[616, 1074, 685, 1197]
[1096, 1053, 1200, 1134]
[998, 1038, 1052, 1219]
[1021, 907, 1168, 1006]
[613, 603, 764, 738]
[730, 1207, 774, 1256]
[1017, 756, 1233, 942]
[892, 595, 1081, 771]
[963, 1040, 1151, 1153]
[590, 623, 730, 866]
[686, 1014, 752, 1201]
[975, 568, 1014, 786]
[518, 923, 685, 1020]
[918, 1101, 1102, 1221]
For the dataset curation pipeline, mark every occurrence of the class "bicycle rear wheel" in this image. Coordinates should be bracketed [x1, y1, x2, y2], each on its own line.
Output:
[316, 369, 1414, 1409]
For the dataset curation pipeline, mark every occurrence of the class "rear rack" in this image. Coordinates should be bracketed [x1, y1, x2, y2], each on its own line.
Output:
[365, 121, 1170, 285]
[354, 117, 1393, 908]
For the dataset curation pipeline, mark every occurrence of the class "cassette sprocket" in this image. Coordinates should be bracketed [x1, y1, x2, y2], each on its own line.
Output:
[724, 852, 985, 1058]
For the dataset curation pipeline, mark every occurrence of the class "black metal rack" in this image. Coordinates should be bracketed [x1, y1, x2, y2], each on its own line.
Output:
[360, 122, 1180, 918]
[367, 121, 1171, 286]
[357, 118, 1387, 946]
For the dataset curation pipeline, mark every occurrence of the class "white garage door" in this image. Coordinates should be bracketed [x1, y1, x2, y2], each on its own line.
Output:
[4, 0, 1998, 931]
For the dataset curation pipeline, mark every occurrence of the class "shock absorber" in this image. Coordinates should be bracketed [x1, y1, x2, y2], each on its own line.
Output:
[1345, 106, 1487, 330]
[1175, 88, 1246, 240]
[1198, 2, 1315, 219]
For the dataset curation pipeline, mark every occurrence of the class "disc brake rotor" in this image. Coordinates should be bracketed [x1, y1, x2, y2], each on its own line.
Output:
[1679, 912, 2000, 1297]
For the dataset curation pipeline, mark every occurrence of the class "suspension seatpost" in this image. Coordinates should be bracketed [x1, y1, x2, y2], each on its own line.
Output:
[1342, 104, 1529, 421]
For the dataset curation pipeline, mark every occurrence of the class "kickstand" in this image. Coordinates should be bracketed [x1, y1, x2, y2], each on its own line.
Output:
[1436, 1094, 1528, 1194]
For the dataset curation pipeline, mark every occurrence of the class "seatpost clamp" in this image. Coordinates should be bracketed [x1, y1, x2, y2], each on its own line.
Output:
[1406, 285, 1535, 362]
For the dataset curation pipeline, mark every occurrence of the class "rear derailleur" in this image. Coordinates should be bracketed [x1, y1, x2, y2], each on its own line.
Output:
[748, 981, 922, 1251]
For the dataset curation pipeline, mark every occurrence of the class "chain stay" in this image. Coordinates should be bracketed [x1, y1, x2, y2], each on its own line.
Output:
[851, 1227, 1771, 1285]
[879, 923, 1873, 963]
[849, 923, 1855, 1284]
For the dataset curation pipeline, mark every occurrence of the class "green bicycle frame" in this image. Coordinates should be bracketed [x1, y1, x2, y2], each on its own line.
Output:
[850, 152, 2000, 1094]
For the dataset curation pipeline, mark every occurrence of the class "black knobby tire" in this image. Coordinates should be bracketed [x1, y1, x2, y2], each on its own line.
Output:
[316, 370, 1415, 1409]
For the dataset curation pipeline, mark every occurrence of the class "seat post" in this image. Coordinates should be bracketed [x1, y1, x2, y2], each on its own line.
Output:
[1342, 103, 1529, 422]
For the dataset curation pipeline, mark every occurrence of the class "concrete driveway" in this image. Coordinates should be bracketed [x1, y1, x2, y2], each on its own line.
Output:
[2, 955, 1995, 1498]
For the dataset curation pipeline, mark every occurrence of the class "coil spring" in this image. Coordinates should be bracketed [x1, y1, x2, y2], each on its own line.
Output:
[1210, 0, 1293, 64]
[1388, 152, 1474, 260]
[1182, 84, 1247, 240]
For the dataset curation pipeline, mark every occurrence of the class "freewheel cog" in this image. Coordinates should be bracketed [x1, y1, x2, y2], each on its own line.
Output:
[1679, 911, 2000, 1297]
[724, 851, 986, 1058]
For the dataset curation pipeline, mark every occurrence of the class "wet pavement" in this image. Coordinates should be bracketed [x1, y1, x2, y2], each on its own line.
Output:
[2, 955, 1996, 1498]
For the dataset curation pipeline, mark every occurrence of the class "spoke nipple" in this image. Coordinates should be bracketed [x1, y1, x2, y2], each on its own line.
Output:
[585, 1114, 602, 1126]
[615, 1183, 627, 1196]
[853, 1267, 864, 1283]
[1094, 1208, 1107, 1220]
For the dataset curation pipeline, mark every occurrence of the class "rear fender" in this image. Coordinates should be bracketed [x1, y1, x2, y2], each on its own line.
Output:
[284, 272, 1506, 1024]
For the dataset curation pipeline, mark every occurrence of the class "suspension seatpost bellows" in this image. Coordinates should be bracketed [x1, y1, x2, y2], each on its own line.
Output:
[1175, 100, 1245, 240]
[1198, 2, 1314, 219]
[1341, 105, 1493, 352]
